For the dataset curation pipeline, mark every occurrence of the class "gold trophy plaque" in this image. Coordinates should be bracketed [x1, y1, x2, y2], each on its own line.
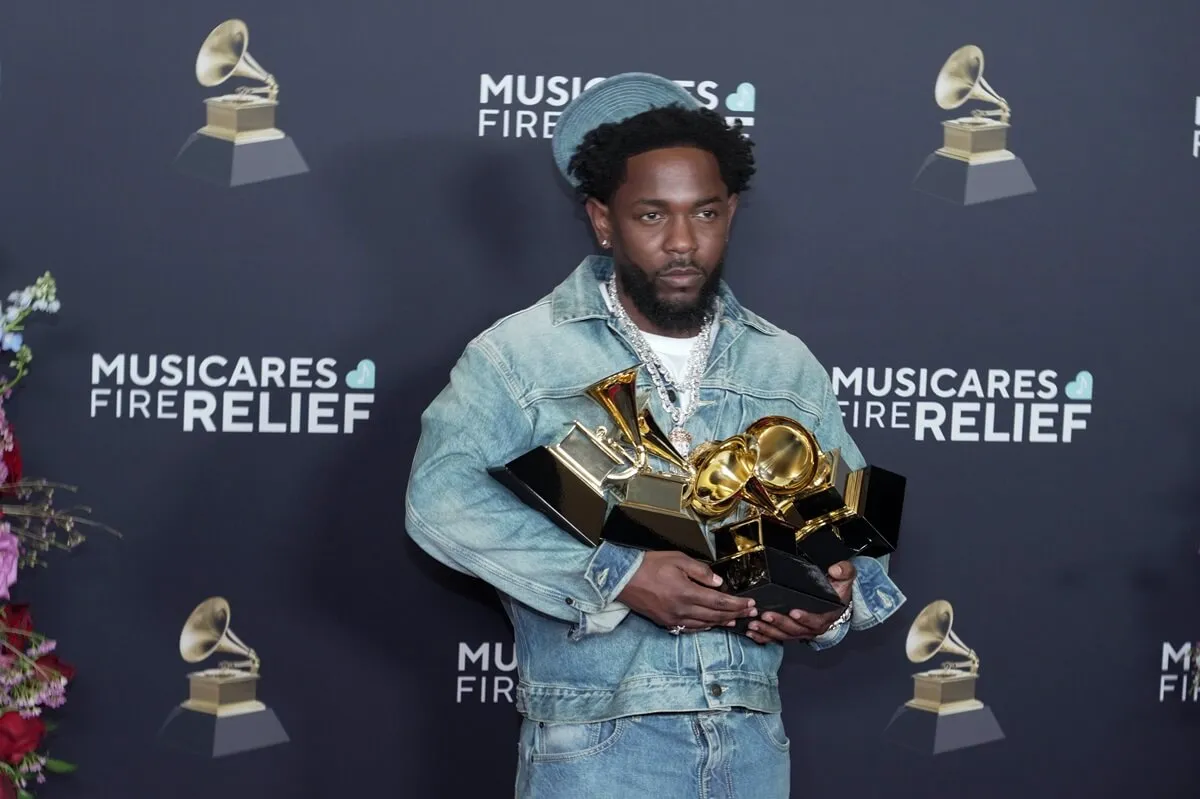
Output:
[173, 19, 309, 187]
[912, 45, 1036, 205]
[883, 600, 1005, 754]
[156, 597, 290, 758]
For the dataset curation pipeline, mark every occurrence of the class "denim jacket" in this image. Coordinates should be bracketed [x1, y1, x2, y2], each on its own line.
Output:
[405, 256, 906, 724]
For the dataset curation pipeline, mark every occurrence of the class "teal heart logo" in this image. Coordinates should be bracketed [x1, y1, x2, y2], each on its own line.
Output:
[1064, 370, 1092, 401]
[725, 82, 756, 113]
[346, 359, 376, 390]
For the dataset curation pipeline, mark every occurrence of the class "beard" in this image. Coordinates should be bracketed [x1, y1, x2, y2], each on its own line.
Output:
[614, 255, 723, 334]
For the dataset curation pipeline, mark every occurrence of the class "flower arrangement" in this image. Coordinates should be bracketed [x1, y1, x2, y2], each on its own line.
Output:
[0, 273, 119, 798]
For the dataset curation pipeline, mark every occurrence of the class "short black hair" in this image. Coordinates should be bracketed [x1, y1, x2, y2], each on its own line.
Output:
[566, 105, 756, 204]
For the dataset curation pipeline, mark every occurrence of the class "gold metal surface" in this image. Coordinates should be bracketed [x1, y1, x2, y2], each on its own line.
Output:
[585, 367, 646, 470]
[684, 435, 775, 519]
[638, 406, 693, 474]
[745, 416, 819, 499]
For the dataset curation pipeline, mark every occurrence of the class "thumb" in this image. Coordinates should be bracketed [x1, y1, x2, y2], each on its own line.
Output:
[678, 556, 722, 587]
[828, 561, 855, 581]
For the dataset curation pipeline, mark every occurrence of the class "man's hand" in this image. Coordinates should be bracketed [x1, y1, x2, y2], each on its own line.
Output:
[745, 560, 856, 645]
[617, 551, 757, 632]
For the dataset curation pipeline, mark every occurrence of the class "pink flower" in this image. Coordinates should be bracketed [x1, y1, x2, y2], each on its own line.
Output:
[0, 526, 19, 600]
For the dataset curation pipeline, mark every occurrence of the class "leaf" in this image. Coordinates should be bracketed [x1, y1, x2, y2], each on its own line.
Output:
[16, 790, 31, 799]
[43, 758, 76, 773]
[41, 721, 56, 732]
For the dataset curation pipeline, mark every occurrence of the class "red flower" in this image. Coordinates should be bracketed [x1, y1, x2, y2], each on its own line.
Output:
[35, 654, 74, 682]
[0, 606, 31, 652]
[0, 775, 13, 799]
[0, 713, 43, 764]
[1, 432, 18, 486]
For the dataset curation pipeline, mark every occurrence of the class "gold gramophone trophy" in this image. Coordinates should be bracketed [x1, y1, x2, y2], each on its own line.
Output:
[700, 417, 905, 634]
[156, 597, 289, 758]
[912, 44, 1036, 205]
[883, 600, 1005, 754]
[173, 19, 309, 187]
[491, 365, 717, 560]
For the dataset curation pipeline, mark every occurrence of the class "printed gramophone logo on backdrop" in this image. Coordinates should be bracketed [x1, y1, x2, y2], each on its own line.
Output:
[832, 367, 1093, 443]
[1159, 640, 1200, 703]
[173, 18, 309, 188]
[88, 353, 375, 434]
[478, 74, 757, 138]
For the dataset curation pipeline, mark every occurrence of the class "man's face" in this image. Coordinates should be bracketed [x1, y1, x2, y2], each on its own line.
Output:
[587, 146, 738, 334]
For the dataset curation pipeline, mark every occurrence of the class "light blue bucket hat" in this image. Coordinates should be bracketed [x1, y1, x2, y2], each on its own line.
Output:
[551, 72, 701, 187]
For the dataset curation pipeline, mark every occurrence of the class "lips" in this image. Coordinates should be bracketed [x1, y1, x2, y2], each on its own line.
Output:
[658, 268, 704, 289]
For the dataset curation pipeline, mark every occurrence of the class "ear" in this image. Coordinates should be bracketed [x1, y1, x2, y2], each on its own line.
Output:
[584, 197, 613, 249]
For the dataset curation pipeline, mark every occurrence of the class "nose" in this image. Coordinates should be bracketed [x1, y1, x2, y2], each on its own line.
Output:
[663, 216, 698, 257]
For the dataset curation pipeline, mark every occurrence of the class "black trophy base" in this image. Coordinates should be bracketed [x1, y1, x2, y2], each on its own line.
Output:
[173, 132, 309, 187]
[489, 448, 607, 548]
[716, 547, 845, 636]
[882, 703, 1005, 755]
[157, 704, 290, 758]
[912, 152, 1036, 206]
[833, 466, 907, 560]
[601, 505, 714, 561]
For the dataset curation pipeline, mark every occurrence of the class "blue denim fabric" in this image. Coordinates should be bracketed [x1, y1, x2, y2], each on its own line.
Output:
[405, 255, 906, 725]
[515, 709, 790, 799]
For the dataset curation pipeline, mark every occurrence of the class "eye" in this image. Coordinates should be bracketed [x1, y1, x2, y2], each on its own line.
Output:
[696, 209, 718, 219]
[639, 212, 663, 222]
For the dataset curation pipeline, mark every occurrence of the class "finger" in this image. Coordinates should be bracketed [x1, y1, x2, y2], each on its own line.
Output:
[757, 611, 816, 639]
[678, 583, 757, 615]
[827, 560, 856, 583]
[746, 631, 773, 645]
[676, 556, 724, 588]
[679, 600, 758, 625]
[745, 618, 792, 643]
[780, 609, 833, 635]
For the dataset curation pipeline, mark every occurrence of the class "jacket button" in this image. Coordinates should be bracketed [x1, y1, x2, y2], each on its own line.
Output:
[710, 684, 722, 697]
[565, 597, 575, 605]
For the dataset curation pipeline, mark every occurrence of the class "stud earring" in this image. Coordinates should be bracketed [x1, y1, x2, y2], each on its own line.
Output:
[601, 239, 609, 247]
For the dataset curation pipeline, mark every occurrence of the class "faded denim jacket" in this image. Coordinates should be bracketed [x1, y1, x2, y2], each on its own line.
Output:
[405, 256, 906, 724]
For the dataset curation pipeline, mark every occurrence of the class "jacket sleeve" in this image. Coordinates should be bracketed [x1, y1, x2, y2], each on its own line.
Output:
[404, 337, 644, 640]
[805, 371, 907, 651]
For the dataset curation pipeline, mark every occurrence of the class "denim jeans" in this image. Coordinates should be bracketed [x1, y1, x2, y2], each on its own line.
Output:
[515, 709, 791, 798]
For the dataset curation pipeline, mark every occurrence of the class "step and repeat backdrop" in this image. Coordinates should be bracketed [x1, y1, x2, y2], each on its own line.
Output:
[0, 0, 1196, 797]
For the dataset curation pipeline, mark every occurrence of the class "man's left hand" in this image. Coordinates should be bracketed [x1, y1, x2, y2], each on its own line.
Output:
[745, 560, 856, 645]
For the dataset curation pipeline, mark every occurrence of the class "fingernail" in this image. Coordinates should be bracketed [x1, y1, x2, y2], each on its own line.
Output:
[749, 608, 758, 617]
[712, 575, 722, 586]
[726, 620, 736, 627]
[789, 610, 802, 620]
[749, 623, 759, 631]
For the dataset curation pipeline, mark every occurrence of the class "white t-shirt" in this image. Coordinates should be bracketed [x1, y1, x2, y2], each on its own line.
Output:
[600, 281, 699, 410]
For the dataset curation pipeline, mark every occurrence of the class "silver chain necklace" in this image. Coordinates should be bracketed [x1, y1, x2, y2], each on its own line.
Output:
[604, 275, 719, 457]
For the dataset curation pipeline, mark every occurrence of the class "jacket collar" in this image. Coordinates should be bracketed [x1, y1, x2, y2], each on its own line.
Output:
[549, 255, 777, 336]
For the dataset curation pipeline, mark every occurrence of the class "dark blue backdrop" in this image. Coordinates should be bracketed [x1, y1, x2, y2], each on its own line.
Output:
[0, 1, 1196, 796]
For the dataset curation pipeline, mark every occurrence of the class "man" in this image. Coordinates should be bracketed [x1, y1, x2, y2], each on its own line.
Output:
[405, 73, 905, 798]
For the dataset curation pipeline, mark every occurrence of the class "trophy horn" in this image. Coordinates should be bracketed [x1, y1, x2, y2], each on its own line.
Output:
[586, 367, 645, 457]
[934, 45, 1009, 123]
[744, 416, 820, 500]
[685, 434, 780, 520]
[637, 405, 692, 474]
[195, 19, 279, 101]
[905, 600, 979, 673]
[179, 596, 261, 674]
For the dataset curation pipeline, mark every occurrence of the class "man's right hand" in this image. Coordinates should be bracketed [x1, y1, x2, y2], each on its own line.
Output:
[616, 551, 757, 632]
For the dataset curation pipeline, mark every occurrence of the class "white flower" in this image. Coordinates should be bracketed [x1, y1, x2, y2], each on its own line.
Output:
[46, 299, 60, 313]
